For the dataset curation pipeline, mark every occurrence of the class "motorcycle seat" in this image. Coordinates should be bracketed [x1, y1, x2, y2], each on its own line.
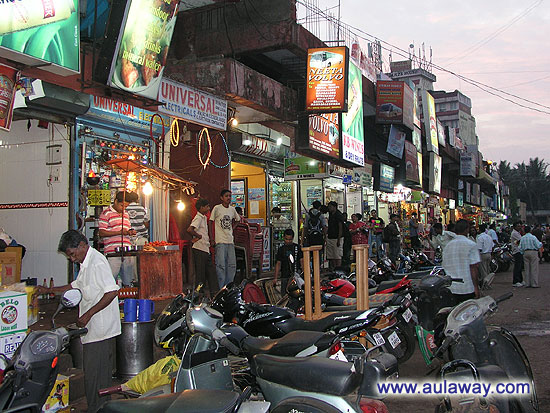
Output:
[99, 389, 241, 413]
[252, 354, 361, 396]
[242, 330, 335, 357]
[278, 310, 366, 332]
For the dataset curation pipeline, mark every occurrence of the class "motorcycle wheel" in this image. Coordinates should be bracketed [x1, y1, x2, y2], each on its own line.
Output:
[381, 321, 416, 364]
[489, 258, 499, 274]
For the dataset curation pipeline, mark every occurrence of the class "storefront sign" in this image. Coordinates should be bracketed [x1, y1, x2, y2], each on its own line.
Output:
[239, 134, 284, 159]
[449, 199, 456, 209]
[448, 126, 457, 147]
[341, 60, 364, 166]
[379, 185, 412, 203]
[86, 96, 171, 135]
[87, 190, 111, 206]
[308, 113, 340, 158]
[375, 80, 414, 130]
[428, 152, 442, 194]
[342, 174, 352, 184]
[405, 141, 420, 183]
[0, 65, 19, 131]
[386, 125, 406, 159]
[262, 227, 271, 271]
[107, 0, 179, 100]
[422, 90, 439, 154]
[437, 119, 446, 147]
[466, 182, 471, 203]
[458, 192, 464, 207]
[158, 79, 227, 130]
[284, 157, 328, 180]
[328, 163, 352, 178]
[353, 164, 372, 187]
[374, 163, 395, 193]
[0, 0, 79, 75]
[472, 183, 481, 206]
[460, 153, 476, 177]
[306, 46, 349, 112]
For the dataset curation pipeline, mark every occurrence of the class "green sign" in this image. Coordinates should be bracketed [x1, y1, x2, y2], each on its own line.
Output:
[284, 157, 328, 180]
[0, 0, 80, 74]
[341, 61, 364, 166]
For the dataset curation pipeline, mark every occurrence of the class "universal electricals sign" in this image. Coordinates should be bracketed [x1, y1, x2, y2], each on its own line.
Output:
[306, 47, 349, 113]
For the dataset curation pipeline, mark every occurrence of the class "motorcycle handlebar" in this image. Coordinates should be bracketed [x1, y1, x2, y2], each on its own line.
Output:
[220, 337, 240, 355]
[495, 292, 513, 303]
[68, 328, 88, 338]
[98, 385, 123, 397]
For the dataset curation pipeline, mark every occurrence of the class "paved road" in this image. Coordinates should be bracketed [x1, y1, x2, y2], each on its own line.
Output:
[384, 263, 550, 412]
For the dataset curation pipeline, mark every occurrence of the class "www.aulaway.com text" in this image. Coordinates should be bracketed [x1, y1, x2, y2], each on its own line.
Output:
[377, 380, 531, 398]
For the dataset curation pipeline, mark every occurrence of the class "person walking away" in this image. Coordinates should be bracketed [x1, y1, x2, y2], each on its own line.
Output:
[442, 219, 481, 304]
[326, 201, 344, 270]
[274, 228, 303, 295]
[531, 224, 544, 263]
[302, 201, 326, 247]
[476, 223, 494, 285]
[188, 198, 218, 297]
[408, 212, 421, 249]
[368, 210, 385, 260]
[98, 191, 137, 286]
[519, 225, 543, 288]
[385, 214, 401, 264]
[38, 230, 120, 413]
[125, 192, 149, 246]
[209, 189, 241, 288]
[342, 213, 352, 267]
[487, 223, 499, 244]
[510, 222, 524, 287]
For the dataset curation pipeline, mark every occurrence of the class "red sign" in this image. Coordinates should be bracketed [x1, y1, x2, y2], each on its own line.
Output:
[308, 113, 340, 159]
[375, 80, 414, 130]
[0, 65, 18, 131]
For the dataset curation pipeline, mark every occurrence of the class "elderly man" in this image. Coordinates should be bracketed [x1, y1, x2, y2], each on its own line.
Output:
[519, 225, 543, 288]
[476, 223, 494, 284]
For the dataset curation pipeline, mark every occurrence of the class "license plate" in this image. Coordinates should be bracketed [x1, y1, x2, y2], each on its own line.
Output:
[329, 349, 348, 362]
[403, 308, 413, 323]
[373, 332, 385, 345]
[388, 331, 401, 349]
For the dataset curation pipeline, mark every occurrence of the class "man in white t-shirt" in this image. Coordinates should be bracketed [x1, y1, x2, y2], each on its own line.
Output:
[39, 230, 120, 413]
[209, 189, 241, 288]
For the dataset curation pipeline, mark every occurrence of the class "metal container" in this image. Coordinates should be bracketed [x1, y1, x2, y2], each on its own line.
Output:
[116, 320, 155, 379]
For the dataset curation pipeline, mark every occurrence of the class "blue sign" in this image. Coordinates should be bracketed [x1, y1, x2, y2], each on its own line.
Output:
[342, 174, 352, 184]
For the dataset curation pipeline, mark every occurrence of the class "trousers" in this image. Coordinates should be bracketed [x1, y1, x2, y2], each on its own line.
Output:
[215, 243, 236, 288]
[193, 248, 219, 296]
[83, 338, 115, 413]
[523, 250, 540, 287]
[512, 252, 524, 284]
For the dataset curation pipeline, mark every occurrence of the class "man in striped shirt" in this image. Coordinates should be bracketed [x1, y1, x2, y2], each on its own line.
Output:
[126, 192, 149, 245]
[99, 191, 136, 286]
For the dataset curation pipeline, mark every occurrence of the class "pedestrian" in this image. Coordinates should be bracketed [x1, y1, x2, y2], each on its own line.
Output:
[209, 189, 241, 288]
[476, 223, 494, 284]
[468, 224, 477, 242]
[427, 222, 457, 252]
[487, 223, 499, 244]
[302, 200, 327, 247]
[326, 201, 344, 270]
[349, 213, 368, 246]
[519, 225, 543, 288]
[187, 198, 218, 297]
[274, 228, 303, 295]
[368, 209, 385, 260]
[125, 191, 149, 246]
[408, 212, 421, 249]
[442, 219, 481, 304]
[39, 230, 120, 413]
[385, 214, 401, 264]
[510, 222, 524, 287]
[98, 191, 137, 286]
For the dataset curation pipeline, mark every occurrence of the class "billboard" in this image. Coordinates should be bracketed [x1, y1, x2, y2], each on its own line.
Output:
[0, 0, 80, 75]
[437, 119, 446, 147]
[284, 157, 328, 180]
[375, 80, 414, 130]
[417, 151, 423, 186]
[306, 46, 349, 112]
[413, 88, 421, 129]
[386, 125, 406, 159]
[308, 113, 340, 159]
[460, 153, 476, 177]
[404, 140, 420, 183]
[107, 0, 179, 100]
[429, 152, 442, 194]
[412, 126, 422, 152]
[341, 60, 364, 166]
[374, 163, 395, 193]
[422, 90, 439, 154]
[350, 38, 378, 84]
[0, 65, 19, 131]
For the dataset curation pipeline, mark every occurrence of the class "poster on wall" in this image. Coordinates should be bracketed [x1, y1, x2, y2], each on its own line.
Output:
[248, 188, 265, 201]
[422, 90, 439, 154]
[308, 113, 340, 158]
[375, 80, 414, 130]
[429, 152, 442, 194]
[404, 141, 420, 183]
[386, 125, 406, 159]
[0, 65, 19, 131]
[341, 60, 364, 166]
[306, 46, 349, 112]
[108, 0, 179, 100]
[230, 179, 246, 213]
[0, 0, 80, 75]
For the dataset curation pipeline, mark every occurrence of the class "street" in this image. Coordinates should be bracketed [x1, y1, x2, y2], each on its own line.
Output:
[385, 263, 550, 412]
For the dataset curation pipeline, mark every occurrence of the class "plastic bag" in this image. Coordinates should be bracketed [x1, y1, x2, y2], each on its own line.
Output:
[124, 355, 181, 394]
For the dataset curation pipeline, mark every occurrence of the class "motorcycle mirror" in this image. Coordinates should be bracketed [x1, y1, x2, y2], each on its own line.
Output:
[52, 289, 82, 329]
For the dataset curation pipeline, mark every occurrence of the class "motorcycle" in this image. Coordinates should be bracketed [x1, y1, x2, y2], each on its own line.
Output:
[0, 289, 87, 412]
[491, 243, 514, 273]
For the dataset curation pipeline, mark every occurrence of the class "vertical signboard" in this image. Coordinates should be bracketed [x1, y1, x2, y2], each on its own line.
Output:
[422, 90, 439, 154]
[405, 141, 420, 183]
[306, 46, 349, 112]
[417, 151, 423, 186]
[341, 60, 364, 166]
[460, 153, 476, 177]
[386, 125, 406, 159]
[375, 80, 414, 130]
[437, 119, 446, 147]
[0, 65, 19, 131]
[374, 163, 395, 193]
[108, 0, 179, 100]
[308, 113, 340, 158]
[412, 126, 422, 152]
[413, 88, 421, 129]
[429, 152, 442, 194]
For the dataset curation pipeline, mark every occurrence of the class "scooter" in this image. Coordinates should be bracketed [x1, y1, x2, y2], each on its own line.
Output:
[0, 289, 87, 412]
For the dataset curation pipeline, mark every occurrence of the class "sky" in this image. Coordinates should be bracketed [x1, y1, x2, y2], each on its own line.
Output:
[326, 0, 550, 165]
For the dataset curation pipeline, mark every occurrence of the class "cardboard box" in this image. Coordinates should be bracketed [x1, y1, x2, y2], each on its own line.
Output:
[0, 291, 27, 334]
[0, 252, 18, 286]
[42, 374, 69, 412]
[0, 331, 26, 358]
[4, 247, 22, 283]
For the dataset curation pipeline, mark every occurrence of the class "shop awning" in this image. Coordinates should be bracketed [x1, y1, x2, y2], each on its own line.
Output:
[105, 158, 197, 188]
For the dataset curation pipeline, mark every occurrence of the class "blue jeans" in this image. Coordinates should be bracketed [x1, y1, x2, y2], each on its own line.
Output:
[215, 243, 237, 288]
[369, 233, 383, 259]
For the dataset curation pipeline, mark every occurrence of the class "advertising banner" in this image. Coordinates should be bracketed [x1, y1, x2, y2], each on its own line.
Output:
[405, 141, 420, 183]
[0, 65, 19, 131]
[460, 153, 476, 177]
[157, 79, 227, 130]
[466, 182, 471, 203]
[374, 163, 395, 193]
[284, 157, 328, 180]
[422, 90, 439, 154]
[413, 88, 421, 129]
[429, 152, 442, 194]
[472, 183, 481, 206]
[386, 125, 406, 159]
[437, 119, 446, 147]
[108, 0, 179, 100]
[412, 126, 422, 152]
[306, 46, 348, 112]
[353, 164, 373, 187]
[448, 126, 457, 147]
[308, 113, 340, 159]
[350, 38, 378, 84]
[341, 60, 364, 166]
[375, 80, 414, 130]
[418, 151, 423, 186]
[0, 0, 80, 75]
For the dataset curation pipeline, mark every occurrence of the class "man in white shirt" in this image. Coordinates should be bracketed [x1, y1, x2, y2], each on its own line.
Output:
[510, 222, 524, 287]
[476, 223, 494, 284]
[428, 223, 457, 252]
[487, 223, 499, 243]
[442, 219, 481, 303]
[209, 189, 241, 288]
[188, 198, 218, 297]
[39, 230, 120, 413]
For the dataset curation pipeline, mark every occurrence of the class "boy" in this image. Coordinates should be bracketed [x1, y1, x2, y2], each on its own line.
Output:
[188, 198, 218, 297]
[274, 228, 303, 295]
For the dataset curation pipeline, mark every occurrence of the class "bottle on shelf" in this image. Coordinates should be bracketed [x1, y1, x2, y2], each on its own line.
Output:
[49, 278, 55, 300]
[41, 278, 47, 300]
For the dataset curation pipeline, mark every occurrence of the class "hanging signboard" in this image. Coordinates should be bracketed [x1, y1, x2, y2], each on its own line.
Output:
[404, 141, 420, 183]
[374, 163, 395, 193]
[157, 79, 227, 130]
[308, 113, 340, 159]
[350, 38, 378, 84]
[429, 152, 442, 194]
[107, 0, 179, 100]
[306, 46, 349, 113]
[413, 88, 421, 129]
[284, 157, 328, 180]
[437, 119, 446, 147]
[417, 151, 423, 186]
[422, 90, 439, 154]
[412, 126, 422, 152]
[386, 125, 406, 159]
[353, 164, 373, 187]
[0, 65, 19, 131]
[375, 80, 414, 130]
[341, 60, 364, 166]
[460, 153, 476, 177]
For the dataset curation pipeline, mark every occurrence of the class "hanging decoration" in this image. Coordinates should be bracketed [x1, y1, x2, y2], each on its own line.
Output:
[198, 128, 212, 170]
[149, 114, 166, 147]
[170, 118, 180, 147]
[210, 132, 231, 169]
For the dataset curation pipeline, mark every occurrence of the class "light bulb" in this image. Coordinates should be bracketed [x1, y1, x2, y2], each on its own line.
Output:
[177, 201, 185, 211]
[142, 181, 153, 196]
[231, 118, 239, 127]
[276, 137, 282, 146]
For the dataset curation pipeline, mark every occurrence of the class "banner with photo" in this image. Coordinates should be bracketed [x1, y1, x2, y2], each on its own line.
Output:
[429, 152, 442, 194]
[422, 90, 439, 154]
[386, 125, 406, 159]
[404, 141, 420, 183]
[341, 60, 364, 166]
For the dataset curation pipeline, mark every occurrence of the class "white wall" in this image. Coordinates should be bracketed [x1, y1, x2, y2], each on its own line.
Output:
[0, 120, 70, 287]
